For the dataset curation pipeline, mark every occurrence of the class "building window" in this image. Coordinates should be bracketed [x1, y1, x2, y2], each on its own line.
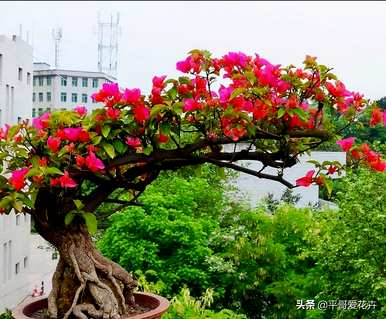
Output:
[60, 92, 67, 102]
[15, 262, 20, 275]
[33, 77, 37, 86]
[32, 93, 36, 102]
[27, 72, 31, 85]
[24, 257, 28, 268]
[16, 215, 20, 225]
[81, 94, 88, 103]
[32, 108, 36, 118]
[47, 92, 51, 102]
[17, 117, 21, 123]
[38, 77, 44, 86]
[92, 78, 98, 88]
[82, 77, 88, 87]
[38, 108, 44, 116]
[38, 92, 44, 102]
[72, 77, 78, 87]
[46, 76, 52, 86]
[18, 68, 22, 81]
[72, 93, 78, 103]
[61, 76, 67, 86]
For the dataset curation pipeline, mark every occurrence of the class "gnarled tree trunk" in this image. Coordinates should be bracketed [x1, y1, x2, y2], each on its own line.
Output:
[36, 222, 138, 319]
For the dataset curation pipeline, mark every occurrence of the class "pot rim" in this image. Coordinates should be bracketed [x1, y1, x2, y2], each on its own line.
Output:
[12, 292, 169, 319]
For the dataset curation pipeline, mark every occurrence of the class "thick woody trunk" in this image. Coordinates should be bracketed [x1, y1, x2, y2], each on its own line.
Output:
[37, 223, 138, 319]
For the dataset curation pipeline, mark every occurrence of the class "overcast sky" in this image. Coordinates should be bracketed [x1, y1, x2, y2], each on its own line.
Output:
[2, 1, 386, 100]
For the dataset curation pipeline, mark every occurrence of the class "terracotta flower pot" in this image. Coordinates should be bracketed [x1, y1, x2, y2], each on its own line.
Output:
[12, 292, 169, 319]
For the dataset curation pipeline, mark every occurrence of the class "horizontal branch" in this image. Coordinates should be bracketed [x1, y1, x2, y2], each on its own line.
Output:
[203, 157, 295, 189]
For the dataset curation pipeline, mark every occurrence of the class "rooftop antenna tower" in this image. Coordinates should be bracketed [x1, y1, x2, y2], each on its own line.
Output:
[97, 12, 120, 78]
[52, 27, 62, 69]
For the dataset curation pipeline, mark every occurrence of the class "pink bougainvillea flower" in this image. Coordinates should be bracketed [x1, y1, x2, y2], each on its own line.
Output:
[219, 86, 234, 104]
[183, 98, 202, 112]
[326, 81, 351, 99]
[59, 171, 77, 188]
[76, 155, 85, 168]
[91, 83, 122, 106]
[176, 56, 193, 73]
[336, 137, 355, 152]
[63, 128, 82, 142]
[126, 137, 142, 148]
[32, 112, 51, 130]
[222, 51, 249, 69]
[158, 134, 169, 144]
[50, 178, 60, 187]
[78, 130, 90, 143]
[152, 75, 167, 88]
[0, 124, 10, 140]
[74, 106, 87, 117]
[38, 157, 48, 167]
[122, 88, 141, 105]
[9, 168, 30, 191]
[327, 165, 338, 175]
[370, 108, 383, 126]
[369, 159, 386, 172]
[296, 170, 315, 187]
[85, 151, 105, 172]
[133, 104, 150, 123]
[106, 107, 121, 121]
[47, 136, 61, 153]
[13, 135, 23, 143]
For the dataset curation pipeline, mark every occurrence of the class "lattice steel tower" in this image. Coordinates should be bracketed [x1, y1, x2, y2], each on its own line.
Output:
[52, 28, 62, 69]
[97, 13, 120, 78]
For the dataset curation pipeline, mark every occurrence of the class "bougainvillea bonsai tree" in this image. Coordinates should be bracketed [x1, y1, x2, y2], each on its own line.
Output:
[0, 50, 385, 318]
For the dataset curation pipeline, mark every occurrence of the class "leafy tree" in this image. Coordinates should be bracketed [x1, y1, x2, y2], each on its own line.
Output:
[0, 49, 384, 319]
[98, 173, 225, 297]
[315, 168, 386, 318]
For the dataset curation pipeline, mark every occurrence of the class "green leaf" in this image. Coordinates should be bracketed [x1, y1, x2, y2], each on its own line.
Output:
[230, 88, 245, 100]
[81, 212, 97, 235]
[324, 178, 333, 197]
[73, 199, 84, 210]
[150, 104, 168, 118]
[102, 143, 116, 159]
[307, 160, 321, 167]
[292, 108, 309, 122]
[143, 145, 153, 156]
[113, 140, 128, 154]
[277, 108, 286, 118]
[26, 167, 41, 178]
[64, 211, 76, 226]
[45, 167, 64, 176]
[7, 125, 20, 140]
[102, 126, 111, 138]
[160, 122, 171, 135]
[167, 87, 178, 100]
[92, 135, 102, 145]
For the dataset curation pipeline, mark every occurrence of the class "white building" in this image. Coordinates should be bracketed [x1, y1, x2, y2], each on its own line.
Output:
[32, 64, 115, 117]
[0, 34, 33, 311]
[229, 149, 346, 208]
[0, 35, 33, 125]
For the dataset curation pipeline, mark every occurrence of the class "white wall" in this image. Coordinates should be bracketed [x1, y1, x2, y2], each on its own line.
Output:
[0, 35, 33, 125]
[0, 34, 33, 311]
[228, 149, 346, 208]
[0, 212, 31, 310]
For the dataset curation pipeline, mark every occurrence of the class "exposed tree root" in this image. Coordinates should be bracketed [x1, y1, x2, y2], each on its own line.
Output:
[44, 227, 139, 319]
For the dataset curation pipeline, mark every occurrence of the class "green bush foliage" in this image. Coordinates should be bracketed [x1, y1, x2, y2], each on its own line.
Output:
[99, 166, 386, 319]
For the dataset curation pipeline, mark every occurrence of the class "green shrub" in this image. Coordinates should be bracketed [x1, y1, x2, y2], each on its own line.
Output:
[162, 288, 246, 319]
